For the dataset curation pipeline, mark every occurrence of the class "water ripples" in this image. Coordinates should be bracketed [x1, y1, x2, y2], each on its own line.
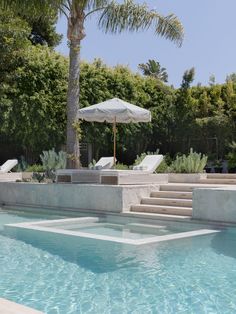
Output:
[0, 223, 236, 313]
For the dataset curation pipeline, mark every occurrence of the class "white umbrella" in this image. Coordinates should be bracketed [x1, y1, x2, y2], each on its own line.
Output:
[78, 98, 151, 164]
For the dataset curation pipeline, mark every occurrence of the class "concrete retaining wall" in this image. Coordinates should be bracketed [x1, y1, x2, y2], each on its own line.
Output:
[168, 173, 206, 183]
[0, 173, 22, 182]
[0, 182, 159, 213]
[193, 187, 236, 223]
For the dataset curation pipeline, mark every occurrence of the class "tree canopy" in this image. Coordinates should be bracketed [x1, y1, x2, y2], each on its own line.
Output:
[0, 12, 68, 160]
[23, 12, 62, 47]
[0, 0, 184, 168]
[138, 59, 168, 82]
[1, 51, 236, 164]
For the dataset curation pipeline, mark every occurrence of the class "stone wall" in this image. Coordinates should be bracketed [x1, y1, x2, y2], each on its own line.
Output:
[0, 182, 159, 213]
[193, 187, 236, 223]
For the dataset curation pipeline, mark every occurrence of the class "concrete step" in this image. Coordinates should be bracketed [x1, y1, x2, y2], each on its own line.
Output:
[160, 184, 200, 192]
[131, 204, 192, 216]
[199, 178, 236, 185]
[150, 191, 192, 199]
[207, 173, 236, 179]
[141, 197, 192, 208]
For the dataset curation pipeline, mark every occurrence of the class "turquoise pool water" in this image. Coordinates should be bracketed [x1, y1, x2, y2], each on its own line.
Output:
[0, 211, 68, 231]
[1, 211, 236, 313]
[58, 222, 171, 239]
[72, 224, 164, 239]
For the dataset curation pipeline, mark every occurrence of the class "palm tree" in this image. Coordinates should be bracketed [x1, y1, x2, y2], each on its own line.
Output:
[138, 59, 168, 82]
[0, 0, 184, 168]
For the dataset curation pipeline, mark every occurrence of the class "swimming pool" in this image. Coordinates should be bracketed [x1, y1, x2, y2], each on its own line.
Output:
[1, 209, 236, 313]
[5, 216, 219, 245]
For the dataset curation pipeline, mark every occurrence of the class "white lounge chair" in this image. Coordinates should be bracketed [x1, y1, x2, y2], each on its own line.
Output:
[90, 157, 115, 170]
[56, 157, 115, 183]
[132, 155, 163, 172]
[0, 159, 18, 174]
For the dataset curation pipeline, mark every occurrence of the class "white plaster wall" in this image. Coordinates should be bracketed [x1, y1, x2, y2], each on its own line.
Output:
[0, 173, 22, 182]
[121, 184, 159, 211]
[193, 187, 236, 223]
[0, 182, 159, 213]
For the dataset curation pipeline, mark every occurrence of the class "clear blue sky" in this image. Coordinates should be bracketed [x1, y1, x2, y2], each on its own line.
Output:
[56, 0, 236, 87]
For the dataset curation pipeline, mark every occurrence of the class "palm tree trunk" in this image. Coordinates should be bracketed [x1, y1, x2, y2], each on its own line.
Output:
[66, 41, 81, 168]
[66, 6, 86, 169]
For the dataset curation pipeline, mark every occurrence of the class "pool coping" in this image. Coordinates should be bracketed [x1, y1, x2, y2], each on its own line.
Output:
[0, 298, 43, 314]
[5, 217, 221, 246]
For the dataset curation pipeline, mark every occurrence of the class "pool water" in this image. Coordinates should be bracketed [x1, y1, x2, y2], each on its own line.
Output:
[60, 222, 170, 239]
[75, 224, 162, 239]
[0, 211, 68, 231]
[1, 210, 236, 313]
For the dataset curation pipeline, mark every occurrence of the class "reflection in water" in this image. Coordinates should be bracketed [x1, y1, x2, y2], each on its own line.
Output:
[4, 227, 143, 273]
[7, 223, 236, 274]
[211, 228, 236, 259]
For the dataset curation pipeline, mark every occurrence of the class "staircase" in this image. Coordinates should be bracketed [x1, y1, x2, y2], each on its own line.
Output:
[130, 173, 236, 218]
[131, 184, 193, 217]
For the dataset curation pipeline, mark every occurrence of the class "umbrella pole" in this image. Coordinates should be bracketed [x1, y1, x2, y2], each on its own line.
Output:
[113, 117, 116, 166]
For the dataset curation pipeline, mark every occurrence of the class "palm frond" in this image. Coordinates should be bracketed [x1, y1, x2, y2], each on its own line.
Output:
[98, 0, 184, 46]
[84, 0, 109, 11]
[155, 13, 183, 46]
[138, 59, 168, 82]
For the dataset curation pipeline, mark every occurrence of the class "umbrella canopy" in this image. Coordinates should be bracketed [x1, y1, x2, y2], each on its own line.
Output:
[78, 98, 151, 164]
[78, 98, 151, 123]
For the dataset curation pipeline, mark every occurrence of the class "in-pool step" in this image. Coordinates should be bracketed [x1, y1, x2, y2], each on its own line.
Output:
[126, 223, 166, 233]
[127, 223, 166, 229]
